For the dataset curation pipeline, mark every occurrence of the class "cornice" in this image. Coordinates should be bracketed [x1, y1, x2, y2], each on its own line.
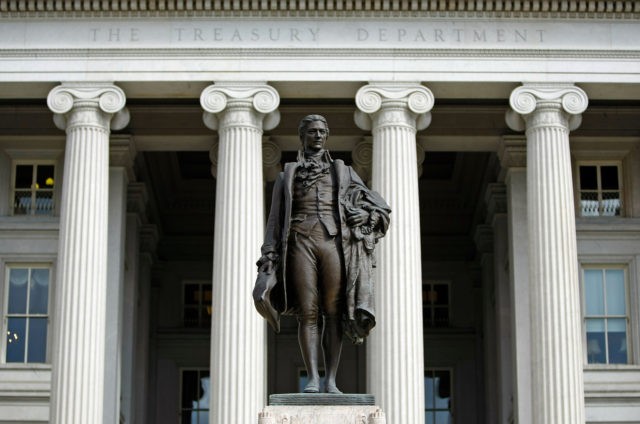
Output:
[1, 1, 639, 18]
[2, 48, 639, 60]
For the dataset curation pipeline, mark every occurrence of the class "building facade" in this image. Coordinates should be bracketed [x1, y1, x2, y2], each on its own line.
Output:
[0, 1, 639, 423]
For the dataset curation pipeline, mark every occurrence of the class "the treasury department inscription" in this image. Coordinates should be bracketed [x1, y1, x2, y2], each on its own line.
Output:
[1, 19, 638, 50]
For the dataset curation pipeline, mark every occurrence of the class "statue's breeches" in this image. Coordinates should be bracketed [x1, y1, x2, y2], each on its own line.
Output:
[286, 222, 345, 322]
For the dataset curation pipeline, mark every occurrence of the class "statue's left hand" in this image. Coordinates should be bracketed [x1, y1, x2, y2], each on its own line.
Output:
[258, 259, 275, 275]
[347, 208, 369, 227]
[257, 254, 278, 274]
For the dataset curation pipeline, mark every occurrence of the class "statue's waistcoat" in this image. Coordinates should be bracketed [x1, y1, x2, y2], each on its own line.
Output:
[291, 171, 339, 237]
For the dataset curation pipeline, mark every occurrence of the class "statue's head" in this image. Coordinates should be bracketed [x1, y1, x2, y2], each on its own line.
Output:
[298, 114, 329, 155]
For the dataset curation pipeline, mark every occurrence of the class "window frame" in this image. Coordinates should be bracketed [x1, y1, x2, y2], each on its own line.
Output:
[1, 261, 55, 365]
[181, 280, 212, 329]
[179, 367, 210, 424]
[424, 367, 454, 424]
[575, 160, 624, 218]
[423, 280, 451, 328]
[10, 160, 58, 217]
[579, 259, 639, 367]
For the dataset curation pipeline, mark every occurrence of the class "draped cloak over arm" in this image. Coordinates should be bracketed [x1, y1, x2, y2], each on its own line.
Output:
[340, 177, 391, 344]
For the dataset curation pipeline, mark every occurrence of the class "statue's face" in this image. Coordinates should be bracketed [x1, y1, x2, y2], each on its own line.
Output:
[302, 120, 328, 155]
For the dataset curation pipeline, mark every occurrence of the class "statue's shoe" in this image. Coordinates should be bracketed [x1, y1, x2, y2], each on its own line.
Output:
[303, 381, 320, 393]
[324, 384, 342, 394]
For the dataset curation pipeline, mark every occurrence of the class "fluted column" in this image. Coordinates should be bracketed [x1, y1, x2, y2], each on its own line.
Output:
[47, 83, 129, 424]
[200, 82, 280, 424]
[507, 84, 588, 424]
[355, 83, 434, 424]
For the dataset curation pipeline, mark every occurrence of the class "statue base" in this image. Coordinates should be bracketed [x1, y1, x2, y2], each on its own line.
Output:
[258, 394, 386, 423]
[269, 393, 375, 405]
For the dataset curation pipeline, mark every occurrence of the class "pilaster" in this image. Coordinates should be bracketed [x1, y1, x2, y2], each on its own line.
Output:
[104, 135, 138, 424]
[497, 136, 532, 424]
[120, 182, 148, 424]
[200, 82, 280, 424]
[474, 223, 497, 424]
[485, 183, 515, 424]
[507, 83, 588, 424]
[355, 82, 434, 424]
[135, 223, 159, 424]
[47, 82, 129, 424]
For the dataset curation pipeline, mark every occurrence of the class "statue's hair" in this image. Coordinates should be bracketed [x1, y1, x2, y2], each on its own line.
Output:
[298, 114, 330, 140]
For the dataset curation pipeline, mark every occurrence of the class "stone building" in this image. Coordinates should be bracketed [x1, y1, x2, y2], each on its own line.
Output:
[0, 1, 639, 423]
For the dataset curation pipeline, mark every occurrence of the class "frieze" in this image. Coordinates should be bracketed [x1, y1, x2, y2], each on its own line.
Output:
[1, 18, 639, 50]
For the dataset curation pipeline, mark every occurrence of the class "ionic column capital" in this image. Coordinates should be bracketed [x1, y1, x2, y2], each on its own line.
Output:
[352, 137, 373, 183]
[262, 137, 282, 182]
[506, 83, 588, 132]
[47, 82, 129, 131]
[354, 83, 434, 131]
[200, 82, 280, 131]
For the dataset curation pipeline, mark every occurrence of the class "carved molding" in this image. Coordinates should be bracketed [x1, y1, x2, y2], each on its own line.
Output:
[200, 82, 280, 131]
[110, 135, 137, 181]
[259, 405, 386, 424]
[2, 0, 638, 17]
[140, 224, 160, 257]
[474, 223, 494, 255]
[484, 182, 507, 222]
[127, 182, 149, 216]
[498, 136, 527, 169]
[506, 83, 588, 132]
[47, 82, 129, 131]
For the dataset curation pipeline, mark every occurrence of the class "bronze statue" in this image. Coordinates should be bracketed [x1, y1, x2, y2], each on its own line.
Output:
[253, 114, 390, 394]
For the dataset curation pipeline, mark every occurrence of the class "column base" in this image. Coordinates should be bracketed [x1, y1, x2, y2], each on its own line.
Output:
[259, 394, 385, 423]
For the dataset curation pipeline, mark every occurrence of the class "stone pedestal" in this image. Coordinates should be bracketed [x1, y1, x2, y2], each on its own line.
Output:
[259, 395, 385, 424]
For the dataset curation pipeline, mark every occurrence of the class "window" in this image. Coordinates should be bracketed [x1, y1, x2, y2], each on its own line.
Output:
[11, 162, 56, 216]
[3, 266, 51, 363]
[582, 267, 629, 364]
[423, 281, 450, 327]
[578, 164, 622, 217]
[180, 369, 210, 424]
[425, 368, 453, 424]
[183, 281, 212, 328]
